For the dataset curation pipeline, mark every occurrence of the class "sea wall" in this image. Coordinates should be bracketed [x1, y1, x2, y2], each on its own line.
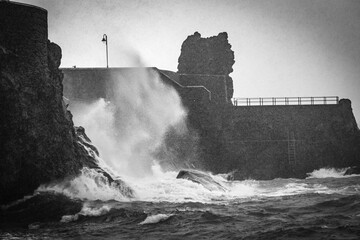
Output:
[0, 2, 96, 204]
[179, 74, 229, 104]
[224, 99, 360, 179]
[61, 67, 360, 179]
[63, 68, 178, 100]
[60, 29, 360, 180]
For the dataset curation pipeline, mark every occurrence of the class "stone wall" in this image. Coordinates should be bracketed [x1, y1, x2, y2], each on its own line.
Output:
[0, 2, 48, 85]
[179, 74, 228, 104]
[62, 68, 110, 101]
[63, 68, 177, 101]
[0, 2, 94, 204]
[61, 66, 360, 179]
[225, 99, 360, 179]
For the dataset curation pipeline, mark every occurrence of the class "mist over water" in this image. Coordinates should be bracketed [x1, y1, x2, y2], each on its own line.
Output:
[39, 66, 360, 205]
[70, 68, 188, 179]
[11, 61, 360, 240]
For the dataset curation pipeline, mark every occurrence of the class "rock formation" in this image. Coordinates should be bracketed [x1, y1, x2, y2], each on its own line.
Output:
[177, 32, 235, 101]
[0, 36, 92, 204]
[0, 2, 130, 204]
[176, 169, 227, 192]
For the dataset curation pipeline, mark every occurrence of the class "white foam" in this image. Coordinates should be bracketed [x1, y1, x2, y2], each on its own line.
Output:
[37, 167, 132, 201]
[69, 67, 188, 179]
[139, 214, 173, 225]
[61, 203, 111, 223]
[306, 167, 349, 179]
[61, 214, 79, 223]
[130, 165, 260, 203]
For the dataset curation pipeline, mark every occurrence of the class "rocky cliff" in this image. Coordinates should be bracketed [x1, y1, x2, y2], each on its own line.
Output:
[176, 32, 235, 173]
[178, 32, 235, 101]
[177, 32, 360, 179]
[0, 2, 100, 204]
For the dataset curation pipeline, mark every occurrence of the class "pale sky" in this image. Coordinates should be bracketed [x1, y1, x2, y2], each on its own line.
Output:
[18, 0, 360, 122]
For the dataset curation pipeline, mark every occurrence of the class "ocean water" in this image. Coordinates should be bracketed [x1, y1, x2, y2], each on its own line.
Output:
[2, 71, 359, 239]
[1, 168, 360, 240]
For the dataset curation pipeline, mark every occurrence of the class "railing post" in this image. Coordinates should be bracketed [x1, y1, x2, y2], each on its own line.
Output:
[231, 96, 338, 106]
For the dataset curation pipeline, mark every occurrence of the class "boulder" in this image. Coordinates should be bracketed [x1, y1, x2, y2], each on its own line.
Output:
[176, 169, 227, 192]
[344, 166, 360, 175]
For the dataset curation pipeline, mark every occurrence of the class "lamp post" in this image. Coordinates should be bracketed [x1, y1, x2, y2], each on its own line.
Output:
[101, 34, 108, 68]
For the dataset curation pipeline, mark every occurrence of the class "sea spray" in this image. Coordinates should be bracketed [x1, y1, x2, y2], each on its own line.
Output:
[306, 167, 350, 179]
[40, 66, 200, 203]
[69, 68, 191, 178]
[37, 168, 132, 201]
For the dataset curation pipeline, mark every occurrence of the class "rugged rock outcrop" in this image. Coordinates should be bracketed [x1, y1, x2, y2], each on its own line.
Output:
[176, 169, 227, 192]
[344, 166, 360, 176]
[0, 2, 126, 204]
[75, 126, 134, 198]
[0, 38, 93, 204]
[177, 32, 360, 179]
[178, 32, 235, 101]
[176, 32, 235, 174]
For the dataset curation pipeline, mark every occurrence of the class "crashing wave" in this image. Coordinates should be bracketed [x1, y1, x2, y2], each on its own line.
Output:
[139, 213, 174, 225]
[37, 167, 134, 201]
[61, 203, 112, 223]
[306, 168, 350, 179]
[37, 127, 134, 201]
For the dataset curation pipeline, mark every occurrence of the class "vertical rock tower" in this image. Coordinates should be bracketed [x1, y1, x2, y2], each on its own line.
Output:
[0, 2, 89, 204]
[177, 32, 235, 101]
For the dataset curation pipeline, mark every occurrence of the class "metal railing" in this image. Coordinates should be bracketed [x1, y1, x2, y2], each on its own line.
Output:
[232, 96, 339, 106]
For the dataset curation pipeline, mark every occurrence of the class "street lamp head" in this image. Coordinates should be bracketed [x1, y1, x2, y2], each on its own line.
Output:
[101, 34, 109, 68]
[101, 34, 107, 43]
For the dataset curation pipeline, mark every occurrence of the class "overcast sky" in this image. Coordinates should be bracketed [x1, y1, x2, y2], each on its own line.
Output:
[19, 0, 360, 122]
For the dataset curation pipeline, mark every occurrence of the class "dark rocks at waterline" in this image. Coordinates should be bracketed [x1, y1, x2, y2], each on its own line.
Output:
[0, 38, 86, 204]
[0, 192, 83, 228]
[0, 2, 128, 204]
[75, 126, 134, 198]
[344, 166, 360, 175]
[176, 169, 227, 192]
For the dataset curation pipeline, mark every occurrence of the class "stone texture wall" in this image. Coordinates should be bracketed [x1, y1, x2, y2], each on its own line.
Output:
[62, 68, 110, 101]
[0, 2, 95, 204]
[62, 68, 176, 101]
[225, 99, 360, 179]
[0, 2, 48, 85]
[177, 32, 235, 102]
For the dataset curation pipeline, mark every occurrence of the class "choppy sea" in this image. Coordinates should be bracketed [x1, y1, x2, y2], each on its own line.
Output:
[1, 167, 360, 240]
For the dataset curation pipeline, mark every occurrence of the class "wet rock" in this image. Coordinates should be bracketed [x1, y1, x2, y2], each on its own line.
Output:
[176, 169, 227, 192]
[344, 166, 360, 175]
[0, 2, 122, 204]
[0, 192, 83, 228]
